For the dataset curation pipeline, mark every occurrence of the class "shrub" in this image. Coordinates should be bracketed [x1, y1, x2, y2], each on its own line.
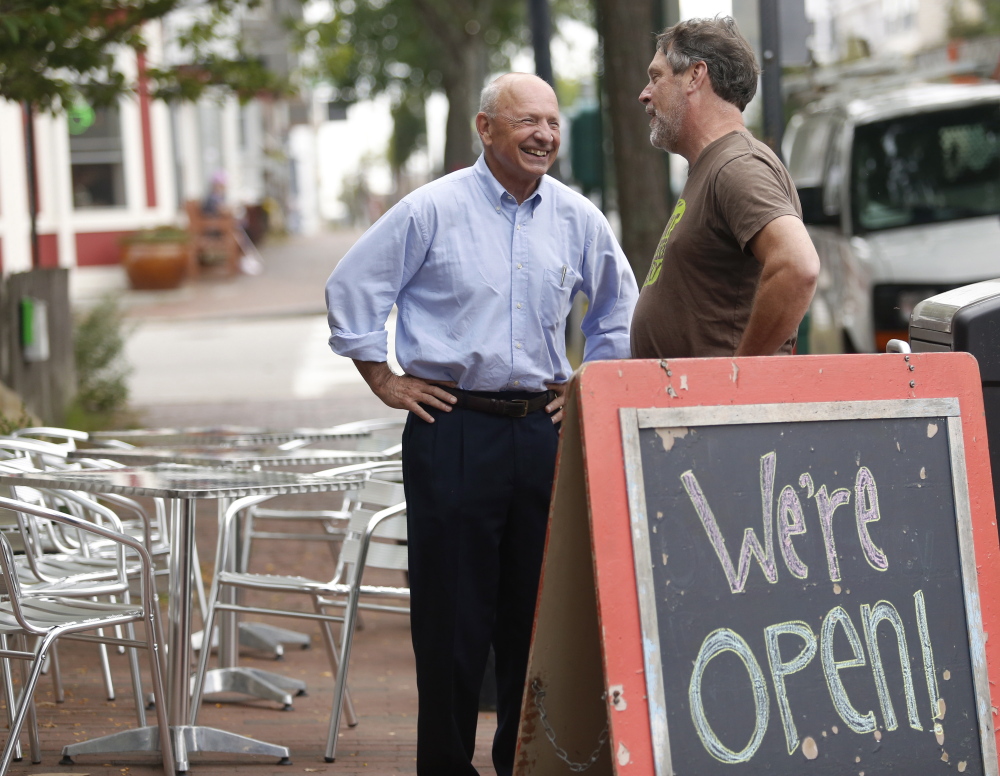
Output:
[65, 295, 134, 430]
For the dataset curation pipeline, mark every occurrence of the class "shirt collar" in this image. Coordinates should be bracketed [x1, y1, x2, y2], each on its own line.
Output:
[473, 154, 546, 214]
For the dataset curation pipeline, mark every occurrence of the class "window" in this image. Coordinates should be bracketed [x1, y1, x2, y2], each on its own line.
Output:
[69, 103, 126, 208]
[785, 113, 836, 187]
[851, 103, 1000, 233]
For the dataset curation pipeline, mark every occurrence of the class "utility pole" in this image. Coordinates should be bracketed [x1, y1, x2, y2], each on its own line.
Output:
[23, 102, 39, 269]
[529, 0, 561, 178]
[529, 0, 554, 87]
[759, 0, 784, 159]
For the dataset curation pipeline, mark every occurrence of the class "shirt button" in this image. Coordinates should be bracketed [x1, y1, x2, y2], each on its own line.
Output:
[516, 303, 522, 309]
[513, 380, 520, 386]
[516, 263, 522, 269]
[516, 343, 522, 349]
[495, 206, 500, 212]
[516, 224, 521, 230]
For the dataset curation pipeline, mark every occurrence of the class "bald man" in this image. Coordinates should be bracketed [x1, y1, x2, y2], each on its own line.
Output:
[326, 73, 637, 775]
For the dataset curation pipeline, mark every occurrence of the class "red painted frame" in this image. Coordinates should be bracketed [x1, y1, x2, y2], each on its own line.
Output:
[575, 353, 999, 774]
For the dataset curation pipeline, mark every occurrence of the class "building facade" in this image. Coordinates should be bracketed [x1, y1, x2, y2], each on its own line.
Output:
[0, 5, 307, 277]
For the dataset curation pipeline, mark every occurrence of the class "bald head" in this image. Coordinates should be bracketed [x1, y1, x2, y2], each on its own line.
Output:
[480, 73, 557, 119]
[475, 72, 560, 203]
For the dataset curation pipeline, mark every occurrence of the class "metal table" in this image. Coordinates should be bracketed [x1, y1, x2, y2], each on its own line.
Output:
[68, 444, 397, 468]
[89, 418, 403, 447]
[0, 464, 363, 771]
[73, 439, 401, 667]
[67, 444, 400, 685]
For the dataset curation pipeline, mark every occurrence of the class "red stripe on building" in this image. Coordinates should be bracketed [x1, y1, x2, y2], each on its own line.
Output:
[76, 231, 129, 267]
[137, 51, 157, 209]
[38, 234, 58, 268]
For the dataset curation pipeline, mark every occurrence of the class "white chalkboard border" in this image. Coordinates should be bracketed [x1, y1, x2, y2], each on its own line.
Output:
[619, 398, 998, 776]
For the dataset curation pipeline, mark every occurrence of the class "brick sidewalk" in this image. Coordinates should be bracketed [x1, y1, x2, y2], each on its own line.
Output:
[8, 503, 498, 776]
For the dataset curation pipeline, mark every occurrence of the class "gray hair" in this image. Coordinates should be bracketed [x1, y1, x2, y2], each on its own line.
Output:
[656, 16, 760, 111]
[480, 79, 503, 118]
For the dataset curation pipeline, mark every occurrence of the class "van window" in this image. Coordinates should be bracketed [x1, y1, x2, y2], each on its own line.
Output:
[786, 114, 836, 186]
[851, 103, 1000, 233]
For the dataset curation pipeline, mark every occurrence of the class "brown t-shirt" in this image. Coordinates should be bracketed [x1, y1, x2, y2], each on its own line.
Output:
[630, 131, 802, 359]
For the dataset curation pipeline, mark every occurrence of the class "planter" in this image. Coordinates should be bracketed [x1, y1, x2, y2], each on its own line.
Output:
[120, 230, 191, 290]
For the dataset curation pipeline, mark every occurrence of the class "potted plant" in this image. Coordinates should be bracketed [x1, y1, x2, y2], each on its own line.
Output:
[120, 227, 192, 290]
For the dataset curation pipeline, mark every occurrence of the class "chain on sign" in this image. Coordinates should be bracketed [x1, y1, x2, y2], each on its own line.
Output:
[531, 679, 609, 772]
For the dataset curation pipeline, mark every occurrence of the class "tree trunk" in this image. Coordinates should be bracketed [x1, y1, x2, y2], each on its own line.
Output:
[594, 0, 670, 284]
[441, 34, 488, 174]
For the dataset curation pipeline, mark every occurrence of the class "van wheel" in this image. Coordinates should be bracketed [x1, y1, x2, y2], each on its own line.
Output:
[841, 331, 858, 354]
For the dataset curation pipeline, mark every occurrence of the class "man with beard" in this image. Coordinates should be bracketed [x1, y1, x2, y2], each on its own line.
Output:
[325, 73, 637, 775]
[631, 16, 819, 359]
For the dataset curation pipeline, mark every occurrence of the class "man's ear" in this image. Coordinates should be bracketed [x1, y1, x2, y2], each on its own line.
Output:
[475, 112, 492, 146]
[688, 61, 709, 94]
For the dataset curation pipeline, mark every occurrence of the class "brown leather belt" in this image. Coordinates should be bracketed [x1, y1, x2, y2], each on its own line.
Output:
[442, 388, 554, 418]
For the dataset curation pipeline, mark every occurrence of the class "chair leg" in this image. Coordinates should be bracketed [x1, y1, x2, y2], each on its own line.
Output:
[95, 630, 115, 700]
[313, 598, 357, 727]
[123, 621, 147, 728]
[239, 511, 255, 574]
[142, 609, 176, 776]
[47, 642, 64, 703]
[323, 587, 363, 763]
[189, 581, 223, 724]
[17, 636, 41, 764]
[0, 635, 24, 763]
[192, 541, 209, 624]
[0, 633, 53, 773]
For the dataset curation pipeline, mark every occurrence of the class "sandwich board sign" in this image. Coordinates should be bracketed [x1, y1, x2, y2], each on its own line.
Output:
[515, 354, 1000, 776]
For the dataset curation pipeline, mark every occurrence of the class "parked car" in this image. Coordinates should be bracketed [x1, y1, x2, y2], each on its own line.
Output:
[783, 82, 1000, 353]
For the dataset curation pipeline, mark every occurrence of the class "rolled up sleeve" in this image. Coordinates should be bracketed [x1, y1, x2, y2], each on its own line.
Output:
[325, 203, 427, 362]
[579, 217, 639, 362]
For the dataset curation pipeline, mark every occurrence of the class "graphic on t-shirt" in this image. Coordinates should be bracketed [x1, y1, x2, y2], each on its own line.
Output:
[644, 198, 686, 287]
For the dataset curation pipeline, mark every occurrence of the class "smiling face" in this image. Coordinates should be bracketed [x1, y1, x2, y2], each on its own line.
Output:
[477, 75, 560, 202]
[639, 49, 689, 153]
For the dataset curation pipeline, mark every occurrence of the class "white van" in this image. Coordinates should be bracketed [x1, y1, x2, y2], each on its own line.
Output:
[783, 82, 1000, 353]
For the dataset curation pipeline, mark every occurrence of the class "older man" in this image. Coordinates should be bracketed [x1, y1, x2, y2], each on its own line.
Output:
[632, 17, 819, 359]
[326, 73, 637, 775]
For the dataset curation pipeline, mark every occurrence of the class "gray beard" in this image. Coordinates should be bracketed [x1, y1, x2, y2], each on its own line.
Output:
[649, 117, 675, 152]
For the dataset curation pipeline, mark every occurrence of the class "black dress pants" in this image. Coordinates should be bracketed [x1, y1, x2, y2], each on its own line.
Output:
[402, 397, 559, 776]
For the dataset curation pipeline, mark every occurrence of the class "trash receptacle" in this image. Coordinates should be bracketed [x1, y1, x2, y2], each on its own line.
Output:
[910, 279, 1000, 517]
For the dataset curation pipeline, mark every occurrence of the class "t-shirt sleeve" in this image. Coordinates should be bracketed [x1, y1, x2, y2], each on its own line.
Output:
[714, 153, 801, 251]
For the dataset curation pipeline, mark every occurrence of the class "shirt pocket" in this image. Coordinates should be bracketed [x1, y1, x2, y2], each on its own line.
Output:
[539, 265, 579, 328]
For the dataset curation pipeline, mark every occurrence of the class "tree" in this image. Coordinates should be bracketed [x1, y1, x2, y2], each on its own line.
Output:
[302, 0, 588, 174]
[949, 0, 1000, 37]
[0, 0, 289, 111]
[593, 0, 670, 283]
[303, 0, 527, 173]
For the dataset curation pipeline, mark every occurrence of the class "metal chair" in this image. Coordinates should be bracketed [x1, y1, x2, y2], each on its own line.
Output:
[0, 496, 174, 775]
[237, 420, 404, 571]
[189, 462, 409, 762]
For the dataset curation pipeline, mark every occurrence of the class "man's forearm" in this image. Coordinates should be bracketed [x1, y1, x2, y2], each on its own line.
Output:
[353, 359, 396, 400]
[735, 265, 817, 356]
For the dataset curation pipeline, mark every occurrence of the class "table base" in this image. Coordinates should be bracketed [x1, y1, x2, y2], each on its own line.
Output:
[60, 724, 291, 773]
[200, 666, 306, 708]
[239, 622, 311, 658]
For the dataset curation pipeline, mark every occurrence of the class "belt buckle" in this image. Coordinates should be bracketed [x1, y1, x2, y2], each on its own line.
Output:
[507, 399, 529, 418]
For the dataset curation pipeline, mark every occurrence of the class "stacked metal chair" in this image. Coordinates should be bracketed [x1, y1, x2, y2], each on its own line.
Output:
[0, 496, 174, 774]
[190, 460, 409, 762]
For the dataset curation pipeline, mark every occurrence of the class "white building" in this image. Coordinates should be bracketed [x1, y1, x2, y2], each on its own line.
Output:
[0, 5, 311, 277]
[807, 0, 984, 64]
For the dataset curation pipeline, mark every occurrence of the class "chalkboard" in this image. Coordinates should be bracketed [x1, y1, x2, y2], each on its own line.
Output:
[621, 398, 996, 776]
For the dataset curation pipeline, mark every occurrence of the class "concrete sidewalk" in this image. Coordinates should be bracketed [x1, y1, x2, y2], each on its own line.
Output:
[71, 228, 366, 322]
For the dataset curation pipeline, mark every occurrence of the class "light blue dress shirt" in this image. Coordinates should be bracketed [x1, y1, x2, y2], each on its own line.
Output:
[326, 155, 638, 392]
